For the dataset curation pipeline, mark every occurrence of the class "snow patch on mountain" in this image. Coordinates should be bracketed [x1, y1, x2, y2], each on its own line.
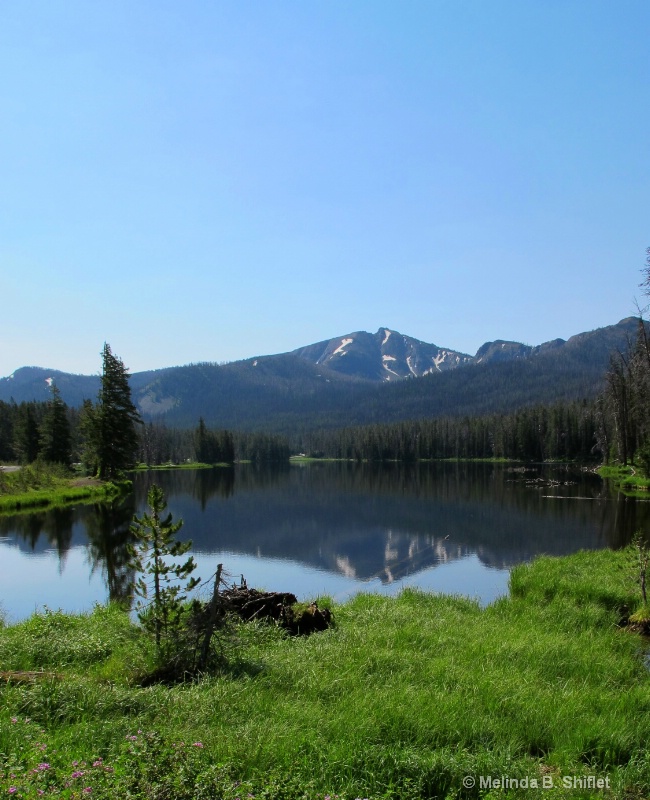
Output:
[432, 353, 447, 371]
[382, 329, 392, 345]
[382, 355, 400, 377]
[333, 338, 353, 356]
[406, 356, 418, 377]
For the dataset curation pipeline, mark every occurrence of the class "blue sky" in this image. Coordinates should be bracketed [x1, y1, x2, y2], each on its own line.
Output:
[1, 0, 648, 377]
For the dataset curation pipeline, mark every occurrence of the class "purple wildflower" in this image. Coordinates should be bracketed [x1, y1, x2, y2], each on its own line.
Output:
[192, 742, 204, 748]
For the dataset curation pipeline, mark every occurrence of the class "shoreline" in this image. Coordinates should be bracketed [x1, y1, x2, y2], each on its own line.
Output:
[0, 476, 130, 514]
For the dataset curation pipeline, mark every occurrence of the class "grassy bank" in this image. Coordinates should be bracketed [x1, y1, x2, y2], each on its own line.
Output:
[134, 462, 217, 470]
[1, 549, 649, 799]
[598, 465, 650, 497]
[0, 464, 128, 513]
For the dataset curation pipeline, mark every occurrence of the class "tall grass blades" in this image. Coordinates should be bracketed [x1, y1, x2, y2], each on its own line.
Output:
[2, 551, 650, 798]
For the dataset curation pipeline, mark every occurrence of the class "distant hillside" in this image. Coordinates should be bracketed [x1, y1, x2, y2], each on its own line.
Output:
[0, 317, 641, 431]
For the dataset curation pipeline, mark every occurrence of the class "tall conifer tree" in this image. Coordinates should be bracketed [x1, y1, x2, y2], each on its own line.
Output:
[88, 344, 141, 479]
[39, 383, 71, 465]
[14, 403, 41, 464]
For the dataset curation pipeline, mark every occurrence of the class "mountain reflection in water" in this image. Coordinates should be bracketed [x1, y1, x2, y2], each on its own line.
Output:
[1, 462, 646, 621]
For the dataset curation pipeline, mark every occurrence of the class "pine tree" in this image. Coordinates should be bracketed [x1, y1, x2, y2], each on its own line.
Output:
[129, 484, 199, 661]
[85, 344, 141, 479]
[14, 402, 41, 464]
[39, 384, 71, 465]
[195, 417, 211, 463]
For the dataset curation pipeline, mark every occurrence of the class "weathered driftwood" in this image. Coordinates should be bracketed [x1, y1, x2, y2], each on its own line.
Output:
[196, 563, 224, 673]
[220, 587, 333, 635]
[222, 587, 298, 621]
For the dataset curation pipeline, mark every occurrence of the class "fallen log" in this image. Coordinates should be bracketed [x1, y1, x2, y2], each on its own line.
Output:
[221, 588, 298, 622]
[220, 587, 332, 635]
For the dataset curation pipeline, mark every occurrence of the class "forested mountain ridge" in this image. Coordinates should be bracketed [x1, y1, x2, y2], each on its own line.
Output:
[0, 317, 642, 431]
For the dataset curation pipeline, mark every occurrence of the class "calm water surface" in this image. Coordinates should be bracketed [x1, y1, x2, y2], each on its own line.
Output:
[1, 462, 647, 622]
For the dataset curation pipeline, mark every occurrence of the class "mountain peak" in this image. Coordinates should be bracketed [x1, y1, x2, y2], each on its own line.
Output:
[291, 328, 471, 381]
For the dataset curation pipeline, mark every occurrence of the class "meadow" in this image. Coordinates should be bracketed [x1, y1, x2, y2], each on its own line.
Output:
[1, 547, 649, 799]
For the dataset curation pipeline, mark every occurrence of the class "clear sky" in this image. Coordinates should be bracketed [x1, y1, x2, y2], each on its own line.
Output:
[1, 0, 648, 377]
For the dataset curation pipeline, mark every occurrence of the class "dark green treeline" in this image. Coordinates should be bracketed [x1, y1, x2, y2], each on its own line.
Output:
[0, 400, 289, 468]
[303, 401, 602, 463]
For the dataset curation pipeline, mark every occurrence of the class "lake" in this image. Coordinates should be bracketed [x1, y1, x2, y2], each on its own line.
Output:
[1, 462, 647, 622]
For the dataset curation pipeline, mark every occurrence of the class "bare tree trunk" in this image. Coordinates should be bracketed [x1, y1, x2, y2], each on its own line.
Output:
[197, 563, 223, 672]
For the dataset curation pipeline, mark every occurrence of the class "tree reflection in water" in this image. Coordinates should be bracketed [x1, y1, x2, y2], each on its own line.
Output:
[85, 493, 137, 606]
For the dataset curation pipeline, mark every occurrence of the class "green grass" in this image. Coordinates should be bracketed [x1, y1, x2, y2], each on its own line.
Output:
[2, 550, 650, 798]
[598, 464, 650, 496]
[289, 456, 345, 463]
[134, 462, 217, 470]
[0, 464, 128, 514]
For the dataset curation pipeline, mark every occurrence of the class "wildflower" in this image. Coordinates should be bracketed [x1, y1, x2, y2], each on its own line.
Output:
[126, 735, 137, 741]
[72, 761, 79, 767]
[72, 770, 85, 778]
[192, 742, 204, 748]
[37, 763, 50, 771]
[92, 760, 103, 767]
[8, 789, 17, 795]
[83, 789, 92, 794]
[10, 718, 17, 724]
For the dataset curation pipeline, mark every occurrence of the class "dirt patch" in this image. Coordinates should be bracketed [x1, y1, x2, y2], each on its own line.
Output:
[69, 477, 103, 488]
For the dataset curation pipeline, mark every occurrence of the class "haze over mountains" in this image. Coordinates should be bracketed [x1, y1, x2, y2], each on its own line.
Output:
[0, 317, 641, 432]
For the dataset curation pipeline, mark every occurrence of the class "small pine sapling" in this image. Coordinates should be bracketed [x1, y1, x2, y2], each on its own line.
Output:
[129, 484, 200, 664]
